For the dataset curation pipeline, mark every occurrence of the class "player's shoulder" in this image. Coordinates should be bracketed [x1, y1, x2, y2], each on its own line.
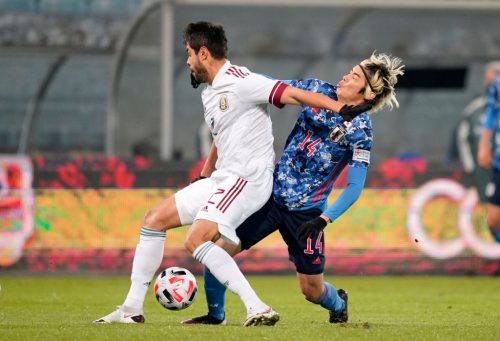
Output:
[347, 113, 373, 141]
[224, 64, 252, 80]
[210, 63, 256, 95]
[351, 112, 372, 127]
[218, 63, 271, 91]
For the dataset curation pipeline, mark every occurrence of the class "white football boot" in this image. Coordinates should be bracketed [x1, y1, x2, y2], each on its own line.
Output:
[93, 306, 145, 324]
[243, 307, 279, 327]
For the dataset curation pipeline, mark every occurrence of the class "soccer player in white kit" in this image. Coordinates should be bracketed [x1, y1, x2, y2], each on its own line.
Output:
[94, 21, 366, 326]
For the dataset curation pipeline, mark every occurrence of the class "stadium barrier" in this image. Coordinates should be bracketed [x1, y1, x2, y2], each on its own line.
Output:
[1, 186, 499, 275]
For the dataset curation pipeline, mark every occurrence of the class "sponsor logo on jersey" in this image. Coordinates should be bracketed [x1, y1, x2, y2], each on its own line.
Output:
[353, 149, 370, 164]
[219, 94, 229, 112]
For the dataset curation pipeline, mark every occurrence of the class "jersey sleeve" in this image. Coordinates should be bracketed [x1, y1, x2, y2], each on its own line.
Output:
[322, 166, 367, 223]
[282, 79, 318, 91]
[347, 120, 373, 169]
[237, 72, 288, 108]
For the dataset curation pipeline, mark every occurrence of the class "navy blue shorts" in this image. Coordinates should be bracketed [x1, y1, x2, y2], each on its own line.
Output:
[487, 168, 500, 206]
[236, 197, 325, 275]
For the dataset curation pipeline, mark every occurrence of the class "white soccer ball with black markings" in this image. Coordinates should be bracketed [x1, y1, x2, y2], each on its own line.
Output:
[154, 267, 198, 310]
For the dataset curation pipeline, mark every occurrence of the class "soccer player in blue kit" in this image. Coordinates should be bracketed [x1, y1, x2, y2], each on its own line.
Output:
[182, 52, 405, 325]
[478, 68, 500, 243]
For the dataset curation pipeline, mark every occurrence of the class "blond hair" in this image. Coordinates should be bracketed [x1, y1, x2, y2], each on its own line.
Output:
[360, 52, 405, 113]
[486, 61, 500, 73]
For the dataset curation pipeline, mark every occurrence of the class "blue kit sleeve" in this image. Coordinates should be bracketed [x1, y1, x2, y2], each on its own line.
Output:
[322, 166, 367, 223]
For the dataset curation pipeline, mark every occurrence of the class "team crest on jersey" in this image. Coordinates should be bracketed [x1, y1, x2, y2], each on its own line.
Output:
[329, 124, 347, 143]
[219, 94, 229, 112]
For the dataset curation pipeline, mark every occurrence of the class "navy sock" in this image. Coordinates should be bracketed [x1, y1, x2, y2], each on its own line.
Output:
[490, 227, 500, 243]
[204, 267, 226, 320]
[314, 282, 345, 314]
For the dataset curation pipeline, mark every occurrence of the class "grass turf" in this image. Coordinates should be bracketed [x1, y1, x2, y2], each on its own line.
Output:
[0, 276, 499, 340]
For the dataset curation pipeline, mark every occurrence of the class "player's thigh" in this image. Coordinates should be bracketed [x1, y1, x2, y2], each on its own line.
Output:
[144, 195, 181, 230]
[279, 208, 325, 275]
[195, 170, 273, 245]
[175, 177, 215, 226]
[236, 196, 279, 250]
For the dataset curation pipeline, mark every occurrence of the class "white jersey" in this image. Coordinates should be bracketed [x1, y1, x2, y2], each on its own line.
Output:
[201, 60, 287, 180]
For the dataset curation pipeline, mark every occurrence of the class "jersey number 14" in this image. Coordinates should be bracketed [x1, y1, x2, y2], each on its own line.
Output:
[298, 131, 321, 157]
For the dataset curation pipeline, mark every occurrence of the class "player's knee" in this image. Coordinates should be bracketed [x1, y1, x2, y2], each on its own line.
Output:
[184, 236, 197, 254]
[144, 208, 159, 226]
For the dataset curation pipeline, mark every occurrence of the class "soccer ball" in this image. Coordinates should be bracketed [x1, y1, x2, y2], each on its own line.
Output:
[154, 267, 198, 310]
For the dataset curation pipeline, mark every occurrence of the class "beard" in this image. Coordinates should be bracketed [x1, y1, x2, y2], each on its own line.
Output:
[192, 66, 208, 83]
[190, 69, 208, 89]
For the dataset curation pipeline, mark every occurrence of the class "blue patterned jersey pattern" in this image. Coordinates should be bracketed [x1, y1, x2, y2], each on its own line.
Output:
[482, 76, 500, 169]
[273, 79, 373, 212]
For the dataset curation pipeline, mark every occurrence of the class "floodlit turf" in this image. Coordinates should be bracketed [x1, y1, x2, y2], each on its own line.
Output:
[0, 276, 499, 340]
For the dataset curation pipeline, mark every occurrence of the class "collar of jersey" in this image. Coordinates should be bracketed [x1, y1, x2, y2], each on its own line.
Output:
[211, 60, 231, 86]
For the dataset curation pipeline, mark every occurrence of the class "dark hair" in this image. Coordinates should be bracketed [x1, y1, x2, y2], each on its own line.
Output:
[183, 21, 228, 59]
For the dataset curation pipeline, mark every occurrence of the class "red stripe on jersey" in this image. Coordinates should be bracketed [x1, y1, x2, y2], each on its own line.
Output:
[226, 68, 241, 78]
[220, 179, 247, 213]
[268, 81, 288, 109]
[233, 67, 249, 78]
[226, 66, 249, 78]
[311, 161, 347, 204]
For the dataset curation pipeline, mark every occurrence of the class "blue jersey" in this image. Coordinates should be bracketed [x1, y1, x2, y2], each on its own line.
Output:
[273, 79, 373, 211]
[482, 76, 500, 169]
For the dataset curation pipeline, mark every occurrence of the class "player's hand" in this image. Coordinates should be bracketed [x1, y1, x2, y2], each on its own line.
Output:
[190, 73, 200, 89]
[190, 175, 207, 184]
[297, 216, 328, 240]
[338, 100, 375, 121]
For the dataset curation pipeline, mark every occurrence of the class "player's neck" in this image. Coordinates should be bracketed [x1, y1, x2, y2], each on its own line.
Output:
[337, 96, 365, 107]
[206, 59, 228, 85]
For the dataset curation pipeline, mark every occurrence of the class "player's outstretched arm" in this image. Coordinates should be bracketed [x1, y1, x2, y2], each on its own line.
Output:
[279, 85, 373, 117]
[280, 85, 344, 112]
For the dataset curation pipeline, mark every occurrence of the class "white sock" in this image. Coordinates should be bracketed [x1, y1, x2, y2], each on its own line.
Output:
[193, 241, 267, 315]
[122, 227, 166, 314]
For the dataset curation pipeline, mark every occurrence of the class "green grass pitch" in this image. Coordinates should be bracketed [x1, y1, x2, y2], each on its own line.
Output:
[0, 276, 499, 340]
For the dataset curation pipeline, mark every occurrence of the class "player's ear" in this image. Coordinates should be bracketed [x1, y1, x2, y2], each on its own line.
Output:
[367, 91, 376, 100]
[199, 46, 209, 60]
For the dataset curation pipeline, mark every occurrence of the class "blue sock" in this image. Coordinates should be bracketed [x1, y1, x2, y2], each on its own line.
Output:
[204, 267, 226, 320]
[314, 282, 345, 314]
[490, 227, 500, 243]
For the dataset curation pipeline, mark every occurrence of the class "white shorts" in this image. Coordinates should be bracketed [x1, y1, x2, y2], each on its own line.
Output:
[175, 169, 273, 244]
